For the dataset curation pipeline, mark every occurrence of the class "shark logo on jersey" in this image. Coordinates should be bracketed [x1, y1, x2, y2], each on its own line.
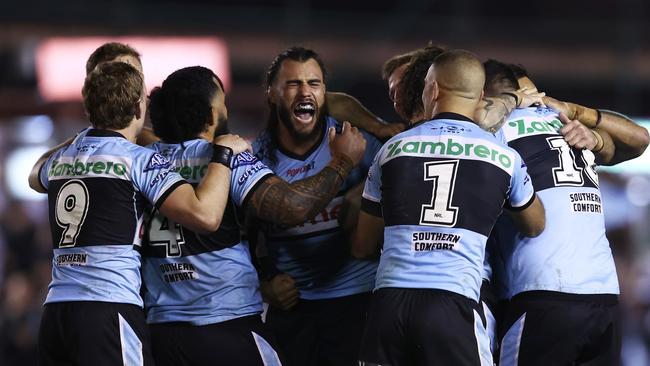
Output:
[233, 151, 258, 168]
[144, 153, 171, 172]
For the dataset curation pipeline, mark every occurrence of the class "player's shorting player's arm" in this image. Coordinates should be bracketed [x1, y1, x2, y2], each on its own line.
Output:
[507, 194, 546, 238]
[476, 88, 547, 133]
[28, 135, 77, 193]
[244, 121, 366, 226]
[544, 96, 650, 165]
[159, 134, 250, 234]
[326, 91, 405, 141]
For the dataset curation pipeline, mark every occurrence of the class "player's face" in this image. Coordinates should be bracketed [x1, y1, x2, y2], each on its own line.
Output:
[269, 58, 326, 141]
[387, 63, 408, 120]
[210, 78, 229, 135]
[422, 65, 437, 120]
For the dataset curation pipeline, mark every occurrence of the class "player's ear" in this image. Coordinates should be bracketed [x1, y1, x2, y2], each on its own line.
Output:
[134, 101, 142, 120]
[266, 86, 275, 104]
[432, 81, 440, 101]
[479, 90, 484, 101]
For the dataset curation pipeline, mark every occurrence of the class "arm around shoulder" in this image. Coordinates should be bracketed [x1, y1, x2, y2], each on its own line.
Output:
[506, 194, 545, 238]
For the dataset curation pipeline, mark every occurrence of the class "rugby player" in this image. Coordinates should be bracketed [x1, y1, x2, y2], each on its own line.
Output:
[141, 65, 366, 366]
[252, 46, 382, 366]
[484, 59, 648, 366]
[28, 61, 250, 365]
[352, 50, 545, 366]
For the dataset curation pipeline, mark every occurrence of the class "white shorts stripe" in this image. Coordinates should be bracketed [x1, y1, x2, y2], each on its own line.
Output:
[118, 313, 143, 366]
[499, 313, 527, 366]
[473, 309, 494, 366]
[482, 301, 497, 355]
[251, 331, 282, 366]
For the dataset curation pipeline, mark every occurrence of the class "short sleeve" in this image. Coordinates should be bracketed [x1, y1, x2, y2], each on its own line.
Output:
[361, 145, 384, 217]
[505, 153, 535, 210]
[131, 149, 188, 209]
[229, 151, 274, 207]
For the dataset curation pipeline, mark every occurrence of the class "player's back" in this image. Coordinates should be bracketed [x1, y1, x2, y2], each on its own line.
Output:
[142, 139, 274, 325]
[494, 107, 618, 298]
[41, 128, 182, 306]
[371, 113, 533, 301]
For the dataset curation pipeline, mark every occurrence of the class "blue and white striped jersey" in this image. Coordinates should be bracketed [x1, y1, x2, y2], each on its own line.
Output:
[142, 139, 274, 325]
[362, 113, 534, 302]
[492, 107, 619, 298]
[39, 128, 187, 306]
[254, 117, 381, 300]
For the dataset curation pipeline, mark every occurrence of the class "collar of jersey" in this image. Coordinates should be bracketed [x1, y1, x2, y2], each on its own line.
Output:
[431, 112, 475, 123]
[87, 128, 127, 139]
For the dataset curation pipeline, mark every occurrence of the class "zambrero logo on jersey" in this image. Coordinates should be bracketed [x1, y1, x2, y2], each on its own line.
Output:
[144, 153, 171, 172]
[412, 231, 461, 251]
[49, 158, 128, 178]
[384, 136, 514, 173]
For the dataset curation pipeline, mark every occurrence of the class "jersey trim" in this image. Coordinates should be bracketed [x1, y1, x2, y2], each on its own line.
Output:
[361, 197, 382, 218]
[513, 290, 619, 305]
[504, 192, 535, 211]
[86, 129, 127, 139]
[154, 180, 189, 210]
[240, 172, 274, 210]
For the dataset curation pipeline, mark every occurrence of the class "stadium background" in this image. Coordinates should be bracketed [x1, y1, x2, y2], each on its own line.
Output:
[1, 0, 649, 364]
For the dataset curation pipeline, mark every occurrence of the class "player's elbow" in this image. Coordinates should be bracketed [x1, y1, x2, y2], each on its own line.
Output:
[351, 244, 374, 259]
[522, 221, 545, 238]
[186, 210, 222, 234]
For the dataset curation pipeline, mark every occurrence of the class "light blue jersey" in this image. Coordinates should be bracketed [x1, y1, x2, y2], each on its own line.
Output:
[142, 139, 274, 325]
[493, 107, 619, 298]
[362, 113, 534, 302]
[254, 117, 381, 300]
[39, 128, 186, 306]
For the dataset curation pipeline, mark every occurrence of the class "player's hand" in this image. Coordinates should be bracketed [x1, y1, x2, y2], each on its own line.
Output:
[514, 87, 546, 109]
[260, 273, 300, 311]
[329, 121, 367, 166]
[372, 122, 406, 142]
[213, 134, 252, 155]
[543, 96, 575, 118]
[559, 113, 597, 150]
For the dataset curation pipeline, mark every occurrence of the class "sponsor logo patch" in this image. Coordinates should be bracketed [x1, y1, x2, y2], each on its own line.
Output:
[233, 151, 259, 168]
[144, 153, 171, 172]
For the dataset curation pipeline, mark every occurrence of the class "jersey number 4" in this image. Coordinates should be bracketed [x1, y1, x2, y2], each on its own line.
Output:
[148, 213, 185, 257]
[55, 179, 90, 248]
[420, 160, 459, 227]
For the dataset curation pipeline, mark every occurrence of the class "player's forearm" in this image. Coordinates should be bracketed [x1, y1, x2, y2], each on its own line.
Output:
[246, 154, 353, 226]
[28, 135, 76, 193]
[596, 110, 649, 164]
[475, 95, 515, 133]
[326, 91, 385, 134]
[350, 210, 383, 259]
[188, 163, 232, 232]
[591, 128, 616, 166]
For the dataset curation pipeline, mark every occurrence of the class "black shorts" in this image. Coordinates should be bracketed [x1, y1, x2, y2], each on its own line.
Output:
[480, 280, 500, 358]
[499, 291, 621, 366]
[149, 314, 282, 366]
[39, 301, 154, 366]
[358, 288, 493, 366]
[265, 292, 370, 366]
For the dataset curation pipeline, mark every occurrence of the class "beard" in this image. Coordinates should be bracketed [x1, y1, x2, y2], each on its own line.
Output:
[275, 102, 325, 144]
[213, 112, 230, 137]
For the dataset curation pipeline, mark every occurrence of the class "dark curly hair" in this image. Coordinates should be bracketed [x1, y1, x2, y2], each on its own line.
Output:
[148, 66, 224, 143]
[399, 45, 446, 121]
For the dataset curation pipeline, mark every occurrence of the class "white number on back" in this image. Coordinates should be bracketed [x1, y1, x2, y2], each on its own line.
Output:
[420, 161, 459, 227]
[55, 179, 90, 248]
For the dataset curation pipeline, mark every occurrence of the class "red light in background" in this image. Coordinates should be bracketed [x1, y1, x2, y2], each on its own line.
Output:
[36, 36, 230, 102]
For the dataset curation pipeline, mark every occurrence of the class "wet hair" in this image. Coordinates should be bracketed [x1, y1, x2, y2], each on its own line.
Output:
[148, 66, 223, 143]
[82, 62, 143, 130]
[265, 46, 327, 89]
[483, 59, 519, 97]
[508, 63, 529, 79]
[85, 42, 141, 74]
[399, 45, 446, 121]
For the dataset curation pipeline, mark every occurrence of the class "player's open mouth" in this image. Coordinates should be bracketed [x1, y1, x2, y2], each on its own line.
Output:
[293, 102, 316, 123]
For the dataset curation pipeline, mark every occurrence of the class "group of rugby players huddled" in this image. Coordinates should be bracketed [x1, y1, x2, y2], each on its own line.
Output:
[28, 41, 649, 366]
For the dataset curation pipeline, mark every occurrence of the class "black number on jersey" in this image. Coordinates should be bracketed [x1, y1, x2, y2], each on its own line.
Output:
[547, 136, 598, 187]
[55, 179, 90, 248]
[420, 160, 459, 227]
[149, 213, 185, 257]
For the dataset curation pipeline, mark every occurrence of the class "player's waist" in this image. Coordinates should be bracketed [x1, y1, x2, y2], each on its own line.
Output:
[512, 290, 618, 305]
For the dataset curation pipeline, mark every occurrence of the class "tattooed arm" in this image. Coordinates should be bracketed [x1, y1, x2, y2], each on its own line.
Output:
[245, 155, 354, 226]
[245, 121, 367, 226]
[475, 88, 547, 132]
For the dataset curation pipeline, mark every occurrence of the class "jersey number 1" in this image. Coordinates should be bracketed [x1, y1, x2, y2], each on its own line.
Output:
[420, 161, 459, 227]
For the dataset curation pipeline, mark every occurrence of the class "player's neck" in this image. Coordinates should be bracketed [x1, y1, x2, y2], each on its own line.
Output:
[111, 119, 141, 143]
[276, 122, 323, 156]
[432, 98, 477, 122]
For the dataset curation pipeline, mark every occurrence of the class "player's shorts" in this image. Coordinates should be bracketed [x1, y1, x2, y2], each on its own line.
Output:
[149, 314, 282, 366]
[499, 290, 620, 366]
[480, 280, 499, 359]
[39, 301, 154, 366]
[265, 292, 370, 366]
[358, 288, 493, 366]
